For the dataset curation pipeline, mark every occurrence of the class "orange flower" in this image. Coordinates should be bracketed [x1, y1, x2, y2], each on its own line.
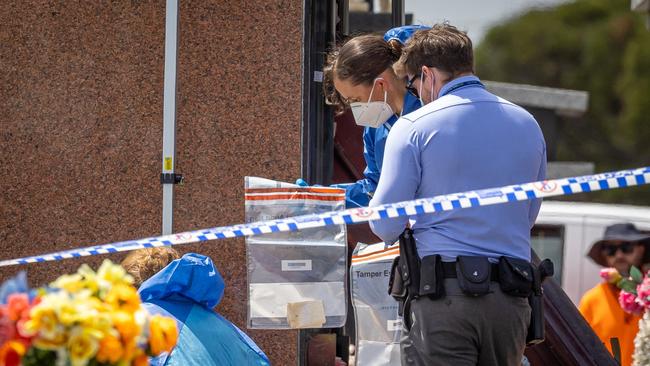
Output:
[111, 311, 140, 343]
[96, 334, 124, 364]
[134, 354, 149, 366]
[121, 338, 140, 362]
[148, 315, 178, 355]
[6, 294, 29, 322]
[105, 284, 141, 313]
[0, 340, 26, 366]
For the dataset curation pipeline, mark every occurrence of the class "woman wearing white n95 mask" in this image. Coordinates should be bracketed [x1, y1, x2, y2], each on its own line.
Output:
[322, 30, 424, 208]
[347, 77, 396, 128]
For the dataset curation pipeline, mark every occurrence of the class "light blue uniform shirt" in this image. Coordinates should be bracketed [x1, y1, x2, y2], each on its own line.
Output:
[369, 76, 547, 261]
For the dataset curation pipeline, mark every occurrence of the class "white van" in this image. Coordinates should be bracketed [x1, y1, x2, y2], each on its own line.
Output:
[532, 201, 650, 305]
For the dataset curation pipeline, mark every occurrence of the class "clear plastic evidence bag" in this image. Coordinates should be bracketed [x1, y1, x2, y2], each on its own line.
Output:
[351, 241, 402, 365]
[245, 177, 347, 329]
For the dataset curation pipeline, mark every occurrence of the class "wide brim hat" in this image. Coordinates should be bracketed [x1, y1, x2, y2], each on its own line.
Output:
[587, 223, 650, 267]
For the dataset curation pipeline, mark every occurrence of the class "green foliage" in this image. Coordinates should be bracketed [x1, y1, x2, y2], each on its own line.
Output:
[618, 277, 638, 294]
[22, 347, 57, 366]
[476, 0, 650, 205]
[631, 265, 644, 284]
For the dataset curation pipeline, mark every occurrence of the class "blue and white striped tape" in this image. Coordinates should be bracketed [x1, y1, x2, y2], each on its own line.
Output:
[1, 166, 649, 267]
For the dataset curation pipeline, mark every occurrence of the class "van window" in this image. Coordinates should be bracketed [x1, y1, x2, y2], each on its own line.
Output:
[531, 225, 564, 284]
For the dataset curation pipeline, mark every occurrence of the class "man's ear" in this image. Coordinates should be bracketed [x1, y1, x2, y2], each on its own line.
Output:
[420, 66, 429, 79]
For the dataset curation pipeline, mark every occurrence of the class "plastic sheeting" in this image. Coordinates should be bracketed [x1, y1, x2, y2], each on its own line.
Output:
[351, 242, 402, 365]
[245, 177, 347, 329]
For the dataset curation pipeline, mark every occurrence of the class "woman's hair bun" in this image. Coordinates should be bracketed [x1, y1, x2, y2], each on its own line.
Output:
[387, 39, 403, 61]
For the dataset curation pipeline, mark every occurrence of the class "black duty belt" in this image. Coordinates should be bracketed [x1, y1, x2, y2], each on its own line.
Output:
[442, 261, 500, 281]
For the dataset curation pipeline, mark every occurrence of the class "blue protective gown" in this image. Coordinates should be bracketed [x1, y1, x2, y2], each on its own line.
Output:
[140, 253, 270, 366]
[337, 92, 421, 208]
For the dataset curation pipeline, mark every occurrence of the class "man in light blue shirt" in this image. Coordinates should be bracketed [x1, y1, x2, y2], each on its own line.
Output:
[369, 24, 546, 366]
[369, 79, 545, 262]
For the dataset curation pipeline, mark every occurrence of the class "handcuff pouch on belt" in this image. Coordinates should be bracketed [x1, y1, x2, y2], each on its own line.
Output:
[498, 256, 534, 297]
[455, 256, 491, 296]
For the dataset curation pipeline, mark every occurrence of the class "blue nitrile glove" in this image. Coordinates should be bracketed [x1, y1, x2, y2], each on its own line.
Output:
[295, 178, 323, 187]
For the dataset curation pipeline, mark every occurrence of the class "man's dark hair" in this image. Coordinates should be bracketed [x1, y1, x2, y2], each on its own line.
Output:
[395, 23, 474, 79]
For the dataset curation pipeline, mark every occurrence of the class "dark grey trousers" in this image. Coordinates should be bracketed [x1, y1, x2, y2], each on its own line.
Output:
[401, 278, 531, 366]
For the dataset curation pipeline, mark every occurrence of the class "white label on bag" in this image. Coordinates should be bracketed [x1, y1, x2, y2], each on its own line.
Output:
[281, 259, 313, 271]
[387, 319, 402, 331]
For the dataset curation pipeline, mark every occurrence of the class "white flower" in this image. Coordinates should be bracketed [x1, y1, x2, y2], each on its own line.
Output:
[633, 311, 650, 366]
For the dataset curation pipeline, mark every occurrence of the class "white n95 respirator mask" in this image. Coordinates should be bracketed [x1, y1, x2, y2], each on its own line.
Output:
[349, 79, 394, 129]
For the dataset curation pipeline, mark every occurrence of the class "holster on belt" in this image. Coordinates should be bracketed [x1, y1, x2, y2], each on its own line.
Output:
[388, 255, 406, 315]
[388, 229, 421, 316]
[526, 258, 554, 345]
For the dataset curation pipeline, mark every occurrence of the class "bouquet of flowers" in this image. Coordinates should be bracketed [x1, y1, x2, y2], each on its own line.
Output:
[0, 260, 178, 366]
[601, 267, 650, 366]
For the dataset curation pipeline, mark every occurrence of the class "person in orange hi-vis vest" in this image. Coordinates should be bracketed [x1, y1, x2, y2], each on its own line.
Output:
[579, 223, 650, 366]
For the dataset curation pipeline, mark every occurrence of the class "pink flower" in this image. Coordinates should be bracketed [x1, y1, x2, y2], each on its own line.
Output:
[600, 268, 622, 284]
[0, 311, 16, 344]
[6, 294, 29, 322]
[619, 290, 644, 315]
[636, 276, 650, 309]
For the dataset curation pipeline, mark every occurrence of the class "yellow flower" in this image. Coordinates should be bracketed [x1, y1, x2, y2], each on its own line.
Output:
[111, 311, 140, 343]
[76, 264, 102, 294]
[60, 293, 109, 333]
[105, 284, 141, 313]
[56, 297, 85, 327]
[83, 311, 113, 335]
[97, 260, 134, 287]
[148, 314, 178, 356]
[67, 326, 101, 366]
[50, 273, 85, 293]
[32, 333, 67, 351]
[24, 301, 67, 348]
[95, 334, 124, 364]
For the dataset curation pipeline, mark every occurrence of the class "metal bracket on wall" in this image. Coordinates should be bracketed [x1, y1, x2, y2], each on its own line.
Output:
[160, 173, 184, 185]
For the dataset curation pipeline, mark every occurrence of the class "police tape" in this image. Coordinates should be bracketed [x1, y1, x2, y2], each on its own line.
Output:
[1, 166, 649, 267]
